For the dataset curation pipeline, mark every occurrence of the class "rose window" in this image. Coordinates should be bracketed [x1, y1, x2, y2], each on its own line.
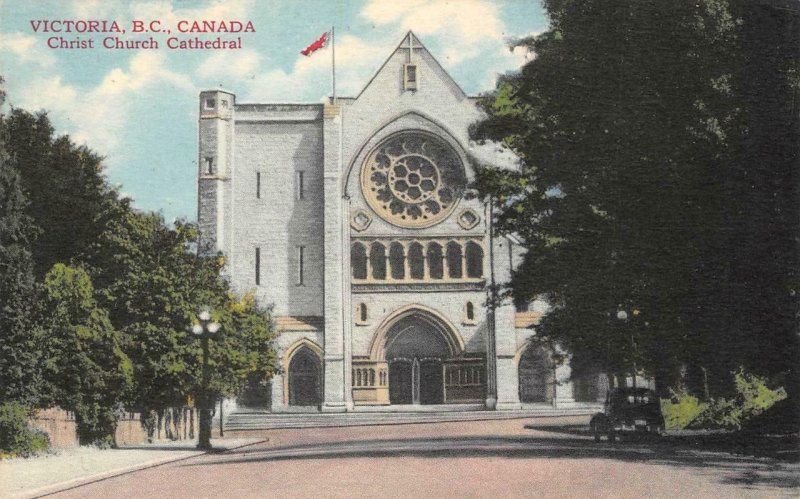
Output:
[361, 132, 466, 228]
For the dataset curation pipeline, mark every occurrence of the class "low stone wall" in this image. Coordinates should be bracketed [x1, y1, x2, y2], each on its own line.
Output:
[115, 412, 147, 446]
[28, 408, 148, 448]
[28, 408, 78, 449]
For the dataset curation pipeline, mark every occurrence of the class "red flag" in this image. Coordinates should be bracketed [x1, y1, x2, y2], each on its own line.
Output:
[301, 31, 329, 56]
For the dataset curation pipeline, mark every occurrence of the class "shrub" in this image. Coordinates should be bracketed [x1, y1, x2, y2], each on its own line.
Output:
[0, 403, 51, 457]
[688, 369, 787, 430]
[734, 369, 787, 419]
[661, 389, 708, 430]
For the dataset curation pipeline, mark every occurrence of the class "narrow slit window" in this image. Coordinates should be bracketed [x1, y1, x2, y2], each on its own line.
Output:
[298, 245, 305, 285]
[256, 172, 261, 199]
[297, 171, 305, 200]
[358, 303, 368, 323]
[255, 247, 261, 286]
[466, 301, 474, 321]
[204, 157, 214, 175]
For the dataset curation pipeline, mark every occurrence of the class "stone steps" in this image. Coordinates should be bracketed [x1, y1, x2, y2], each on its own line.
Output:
[224, 405, 601, 430]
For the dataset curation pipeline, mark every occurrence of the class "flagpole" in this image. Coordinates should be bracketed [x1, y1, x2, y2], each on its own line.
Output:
[331, 25, 336, 103]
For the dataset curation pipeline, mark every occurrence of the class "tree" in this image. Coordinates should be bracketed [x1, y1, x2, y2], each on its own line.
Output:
[82, 208, 277, 420]
[3, 108, 115, 277]
[0, 78, 48, 407]
[471, 0, 798, 396]
[43, 264, 132, 446]
[1, 86, 278, 443]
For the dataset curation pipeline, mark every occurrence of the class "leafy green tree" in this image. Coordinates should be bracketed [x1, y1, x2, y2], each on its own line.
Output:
[43, 264, 132, 446]
[471, 0, 798, 397]
[0, 79, 48, 407]
[1, 86, 277, 442]
[3, 109, 115, 277]
[206, 292, 277, 402]
[82, 208, 276, 418]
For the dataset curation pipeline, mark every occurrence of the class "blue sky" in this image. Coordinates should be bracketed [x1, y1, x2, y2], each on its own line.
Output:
[0, 0, 547, 222]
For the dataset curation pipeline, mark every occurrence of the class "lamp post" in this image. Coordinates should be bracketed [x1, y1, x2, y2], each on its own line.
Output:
[617, 309, 637, 390]
[192, 308, 220, 450]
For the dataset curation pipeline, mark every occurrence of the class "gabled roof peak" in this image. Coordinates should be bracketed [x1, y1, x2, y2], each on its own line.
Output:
[354, 30, 467, 99]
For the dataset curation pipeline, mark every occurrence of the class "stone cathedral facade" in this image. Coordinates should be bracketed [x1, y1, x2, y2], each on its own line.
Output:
[198, 32, 602, 412]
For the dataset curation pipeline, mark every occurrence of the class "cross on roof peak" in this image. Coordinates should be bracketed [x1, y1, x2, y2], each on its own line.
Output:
[402, 32, 421, 63]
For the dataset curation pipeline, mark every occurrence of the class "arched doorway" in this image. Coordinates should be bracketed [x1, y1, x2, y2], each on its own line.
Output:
[380, 310, 459, 405]
[288, 347, 321, 406]
[518, 344, 556, 403]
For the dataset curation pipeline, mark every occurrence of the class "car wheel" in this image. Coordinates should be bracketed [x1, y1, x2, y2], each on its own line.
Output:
[592, 422, 601, 442]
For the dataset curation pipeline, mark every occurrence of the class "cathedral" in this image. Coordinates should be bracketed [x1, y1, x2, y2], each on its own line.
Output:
[198, 32, 602, 412]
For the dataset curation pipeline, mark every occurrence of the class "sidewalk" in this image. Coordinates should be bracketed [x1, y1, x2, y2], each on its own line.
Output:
[1, 437, 264, 498]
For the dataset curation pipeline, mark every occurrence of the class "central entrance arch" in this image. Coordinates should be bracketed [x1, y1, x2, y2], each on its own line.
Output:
[370, 305, 464, 405]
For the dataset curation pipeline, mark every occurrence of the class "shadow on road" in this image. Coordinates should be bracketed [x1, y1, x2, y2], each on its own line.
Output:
[184, 426, 799, 491]
[540, 423, 799, 461]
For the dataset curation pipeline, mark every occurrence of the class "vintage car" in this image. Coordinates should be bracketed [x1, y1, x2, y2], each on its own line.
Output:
[590, 387, 665, 442]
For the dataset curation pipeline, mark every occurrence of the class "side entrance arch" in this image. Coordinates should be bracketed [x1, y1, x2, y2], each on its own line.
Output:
[517, 343, 556, 403]
[284, 340, 323, 408]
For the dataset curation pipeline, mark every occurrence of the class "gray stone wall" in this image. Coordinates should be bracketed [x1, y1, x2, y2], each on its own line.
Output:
[228, 114, 324, 317]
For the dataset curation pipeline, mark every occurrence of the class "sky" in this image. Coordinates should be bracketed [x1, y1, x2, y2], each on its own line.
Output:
[0, 0, 547, 223]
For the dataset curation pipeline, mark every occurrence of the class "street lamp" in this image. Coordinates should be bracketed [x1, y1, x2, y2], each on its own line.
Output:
[616, 308, 636, 390]
[192, 308, 220, 450]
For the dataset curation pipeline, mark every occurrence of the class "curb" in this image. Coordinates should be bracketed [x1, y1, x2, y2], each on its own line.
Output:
[17, 439, 267, 499]
[224, 412, 597, 431]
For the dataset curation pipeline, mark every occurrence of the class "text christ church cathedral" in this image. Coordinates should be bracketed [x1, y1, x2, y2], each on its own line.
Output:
[198, 32, 602, 412]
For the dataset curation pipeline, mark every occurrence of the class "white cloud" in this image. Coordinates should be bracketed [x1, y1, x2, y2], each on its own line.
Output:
[15, 51, 192, 160]
[0, 32, 56, 67]
[71, 0, 119, 19]
[198, 49, 262, 80]
[468, 140, 520, 171]
[363, 0, 501, 40]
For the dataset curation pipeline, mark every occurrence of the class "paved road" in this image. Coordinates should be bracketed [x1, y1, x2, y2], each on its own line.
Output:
[50, 416, 798, 498]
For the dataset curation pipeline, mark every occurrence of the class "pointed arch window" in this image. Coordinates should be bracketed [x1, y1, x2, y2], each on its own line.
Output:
[351, 242, 367, 280]
[370, 242, 386, 280]
[356, 303, 368, 325]
[446, 241, 463, 279]
[466, 242, 484, 278]
[389, 242, 405, 280]
[427, 242, 443, 279]
[408, 242, 424, 279]
[463, 301, 478, 325]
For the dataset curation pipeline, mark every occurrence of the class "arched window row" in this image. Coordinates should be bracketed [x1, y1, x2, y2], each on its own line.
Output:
[351, 239, 484, 282]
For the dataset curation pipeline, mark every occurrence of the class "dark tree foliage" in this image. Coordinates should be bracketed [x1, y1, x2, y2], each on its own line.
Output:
[3, 108, 115, 277]
[1, 85, 278, 444]
[0, 79, 48, 406]
[471, 0, 799, 399]
[82, 208, 277, 416]
[730, 0, 800, 409]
